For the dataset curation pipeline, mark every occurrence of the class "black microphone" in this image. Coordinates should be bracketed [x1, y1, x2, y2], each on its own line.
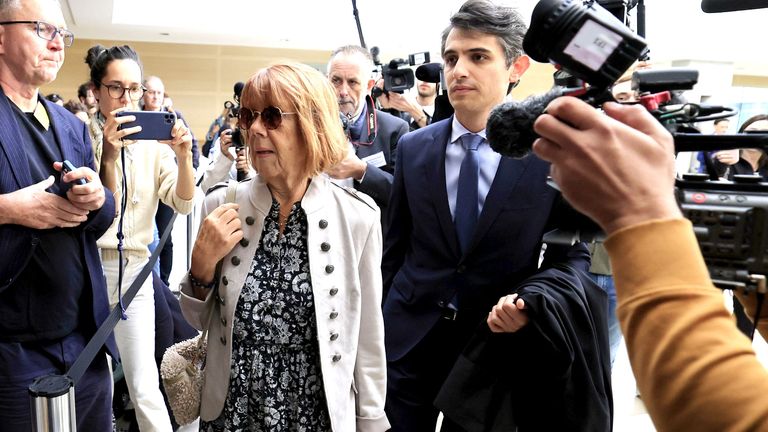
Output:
[486, 88, 565, 159]
[415, 63, 442, 84]
[701, 0, 768, 12]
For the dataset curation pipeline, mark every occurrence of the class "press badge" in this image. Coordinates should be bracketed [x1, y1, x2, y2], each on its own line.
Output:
[362, 151, 387, 168]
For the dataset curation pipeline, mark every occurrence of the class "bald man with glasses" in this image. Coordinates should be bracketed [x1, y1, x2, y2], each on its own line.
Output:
[0, 0, 116, 430]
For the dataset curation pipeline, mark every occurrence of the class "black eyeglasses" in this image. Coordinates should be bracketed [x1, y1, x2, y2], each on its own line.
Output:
[97, 82, 146, 101]
[238, 106, 296, 130]
[0, 20, 74, 47]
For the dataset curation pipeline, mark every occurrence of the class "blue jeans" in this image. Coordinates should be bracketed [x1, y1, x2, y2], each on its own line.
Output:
[0, 332, 112, 431]
[589, 273, 621, 368]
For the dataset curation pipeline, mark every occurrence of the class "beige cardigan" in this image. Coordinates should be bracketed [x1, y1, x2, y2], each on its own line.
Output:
[179, 175, 389, 431]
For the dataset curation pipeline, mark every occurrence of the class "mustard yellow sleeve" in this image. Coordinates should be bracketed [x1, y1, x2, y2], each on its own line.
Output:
[606, 218, 768, 431]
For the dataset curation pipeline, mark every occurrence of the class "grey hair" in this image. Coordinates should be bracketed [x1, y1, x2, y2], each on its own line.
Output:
[143, 75, 164, 87]
[441, 0, 528, 67]
[0, 0, 22, 19]
[0, 0, 62, 20]
[327, 45, 374, 76]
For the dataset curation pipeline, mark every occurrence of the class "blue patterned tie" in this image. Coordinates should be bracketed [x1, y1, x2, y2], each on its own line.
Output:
[454, 133, 483, 253]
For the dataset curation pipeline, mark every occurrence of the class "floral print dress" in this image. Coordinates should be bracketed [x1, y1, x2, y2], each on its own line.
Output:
[201, 200, 332, 432]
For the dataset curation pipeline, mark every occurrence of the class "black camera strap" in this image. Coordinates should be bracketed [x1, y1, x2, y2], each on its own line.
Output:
[350, 95, 377, 146]
[67, 209, 177, 385]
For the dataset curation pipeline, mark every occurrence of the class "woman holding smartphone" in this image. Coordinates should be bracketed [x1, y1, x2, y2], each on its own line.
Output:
[86, 44, 195, 431]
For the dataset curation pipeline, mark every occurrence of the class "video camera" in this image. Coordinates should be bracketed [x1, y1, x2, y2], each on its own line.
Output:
[370, 46, 430, 97]
[223, 82, 244, 152]
[515, 0, 768, 293]
[224, 82, 247, 181]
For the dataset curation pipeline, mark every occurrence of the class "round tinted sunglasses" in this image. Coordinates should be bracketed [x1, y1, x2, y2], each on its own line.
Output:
[238, 106, 296, 130]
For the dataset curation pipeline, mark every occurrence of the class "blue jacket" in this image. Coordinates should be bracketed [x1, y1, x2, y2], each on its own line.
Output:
[382, 117, 590, 361]
[0, 92, 118, 358]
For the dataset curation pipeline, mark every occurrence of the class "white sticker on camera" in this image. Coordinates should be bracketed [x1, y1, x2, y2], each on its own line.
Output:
[563, 20, 622, 71]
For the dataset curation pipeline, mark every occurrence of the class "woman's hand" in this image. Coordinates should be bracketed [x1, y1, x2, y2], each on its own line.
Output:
[235, 150, 249, 173]
[160, 112, 193, 160]
[713, 149, 739, 166]
[219, 130, 235, 161]
[101, 107, 139, 163]
[189, 203, 244, 284]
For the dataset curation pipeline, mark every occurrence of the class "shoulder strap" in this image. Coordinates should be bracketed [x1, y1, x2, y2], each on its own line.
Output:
[225, 178, 237, 203]
[68, 210, 177, 384]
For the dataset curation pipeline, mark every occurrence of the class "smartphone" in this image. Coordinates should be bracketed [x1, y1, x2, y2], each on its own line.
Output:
[116, 111, 176, 141]
[62, 160, 87, 185]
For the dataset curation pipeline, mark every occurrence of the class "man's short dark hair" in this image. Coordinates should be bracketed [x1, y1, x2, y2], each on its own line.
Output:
[441, 0, 527, 67]
[714, 118, 730, 126]
[77, 83, 90, 100]
[63, 99, 87, 114]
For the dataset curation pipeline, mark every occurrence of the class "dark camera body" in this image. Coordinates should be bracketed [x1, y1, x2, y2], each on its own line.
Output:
[520, 0, 768, 292]
[372, 51, 430, 96]
[524, 0, 647, 89]
[678, 179, 768, 292]
[231, 128, 243, 151]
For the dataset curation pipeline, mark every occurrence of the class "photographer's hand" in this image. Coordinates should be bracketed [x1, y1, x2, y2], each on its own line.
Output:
[387, 91, 425, 122]
[101, 107, 139, 163]
[713, 149, 739, 165]
[219, 130, 235, 161]
[99, 107, 139, 193]
[160, 114, 195, 201]
[532, 97, 682, 235]
[235, 150, 249, 173]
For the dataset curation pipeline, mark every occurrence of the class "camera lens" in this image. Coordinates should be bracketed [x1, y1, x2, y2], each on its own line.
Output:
[523, 0, 647, 89]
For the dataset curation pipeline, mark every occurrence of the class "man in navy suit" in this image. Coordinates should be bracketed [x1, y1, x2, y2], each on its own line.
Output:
[0, 0, 116, 429]
[326, 45, 409, 217]
[382, 1, 591, 430]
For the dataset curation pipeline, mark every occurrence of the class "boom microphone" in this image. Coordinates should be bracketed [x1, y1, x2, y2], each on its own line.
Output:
[486, 88, 565, 159]
[415, 63, 443, 84]
[701, 0, 768, 12]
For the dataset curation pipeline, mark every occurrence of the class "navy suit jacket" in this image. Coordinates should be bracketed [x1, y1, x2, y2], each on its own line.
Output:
[0, 93, 118, 358]
[353, 109, 408, 211]
[382, 117, 590, 362]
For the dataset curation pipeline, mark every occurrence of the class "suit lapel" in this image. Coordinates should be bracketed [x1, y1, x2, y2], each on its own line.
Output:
[465, 156, 531, 255]
[45, 100, 77, 164]
[0, 90, 32, 188]
[421, 120, 461, 256]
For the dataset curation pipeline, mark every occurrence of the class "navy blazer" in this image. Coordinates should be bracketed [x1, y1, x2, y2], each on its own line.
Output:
[0, 93, 118, 358]
[382, 117, 590, 362]
[353, 109, 408, 210]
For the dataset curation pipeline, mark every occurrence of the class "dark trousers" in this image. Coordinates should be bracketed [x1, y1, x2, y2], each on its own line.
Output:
[155, 201, 175, 285]
[386, 318, 468, 432]
[0, 332, 112, 431]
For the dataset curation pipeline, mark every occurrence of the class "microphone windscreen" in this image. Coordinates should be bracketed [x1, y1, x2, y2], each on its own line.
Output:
[233, 82, 245, 97]
[415, 63, 442, 83]
[486, 88, 564, 159]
